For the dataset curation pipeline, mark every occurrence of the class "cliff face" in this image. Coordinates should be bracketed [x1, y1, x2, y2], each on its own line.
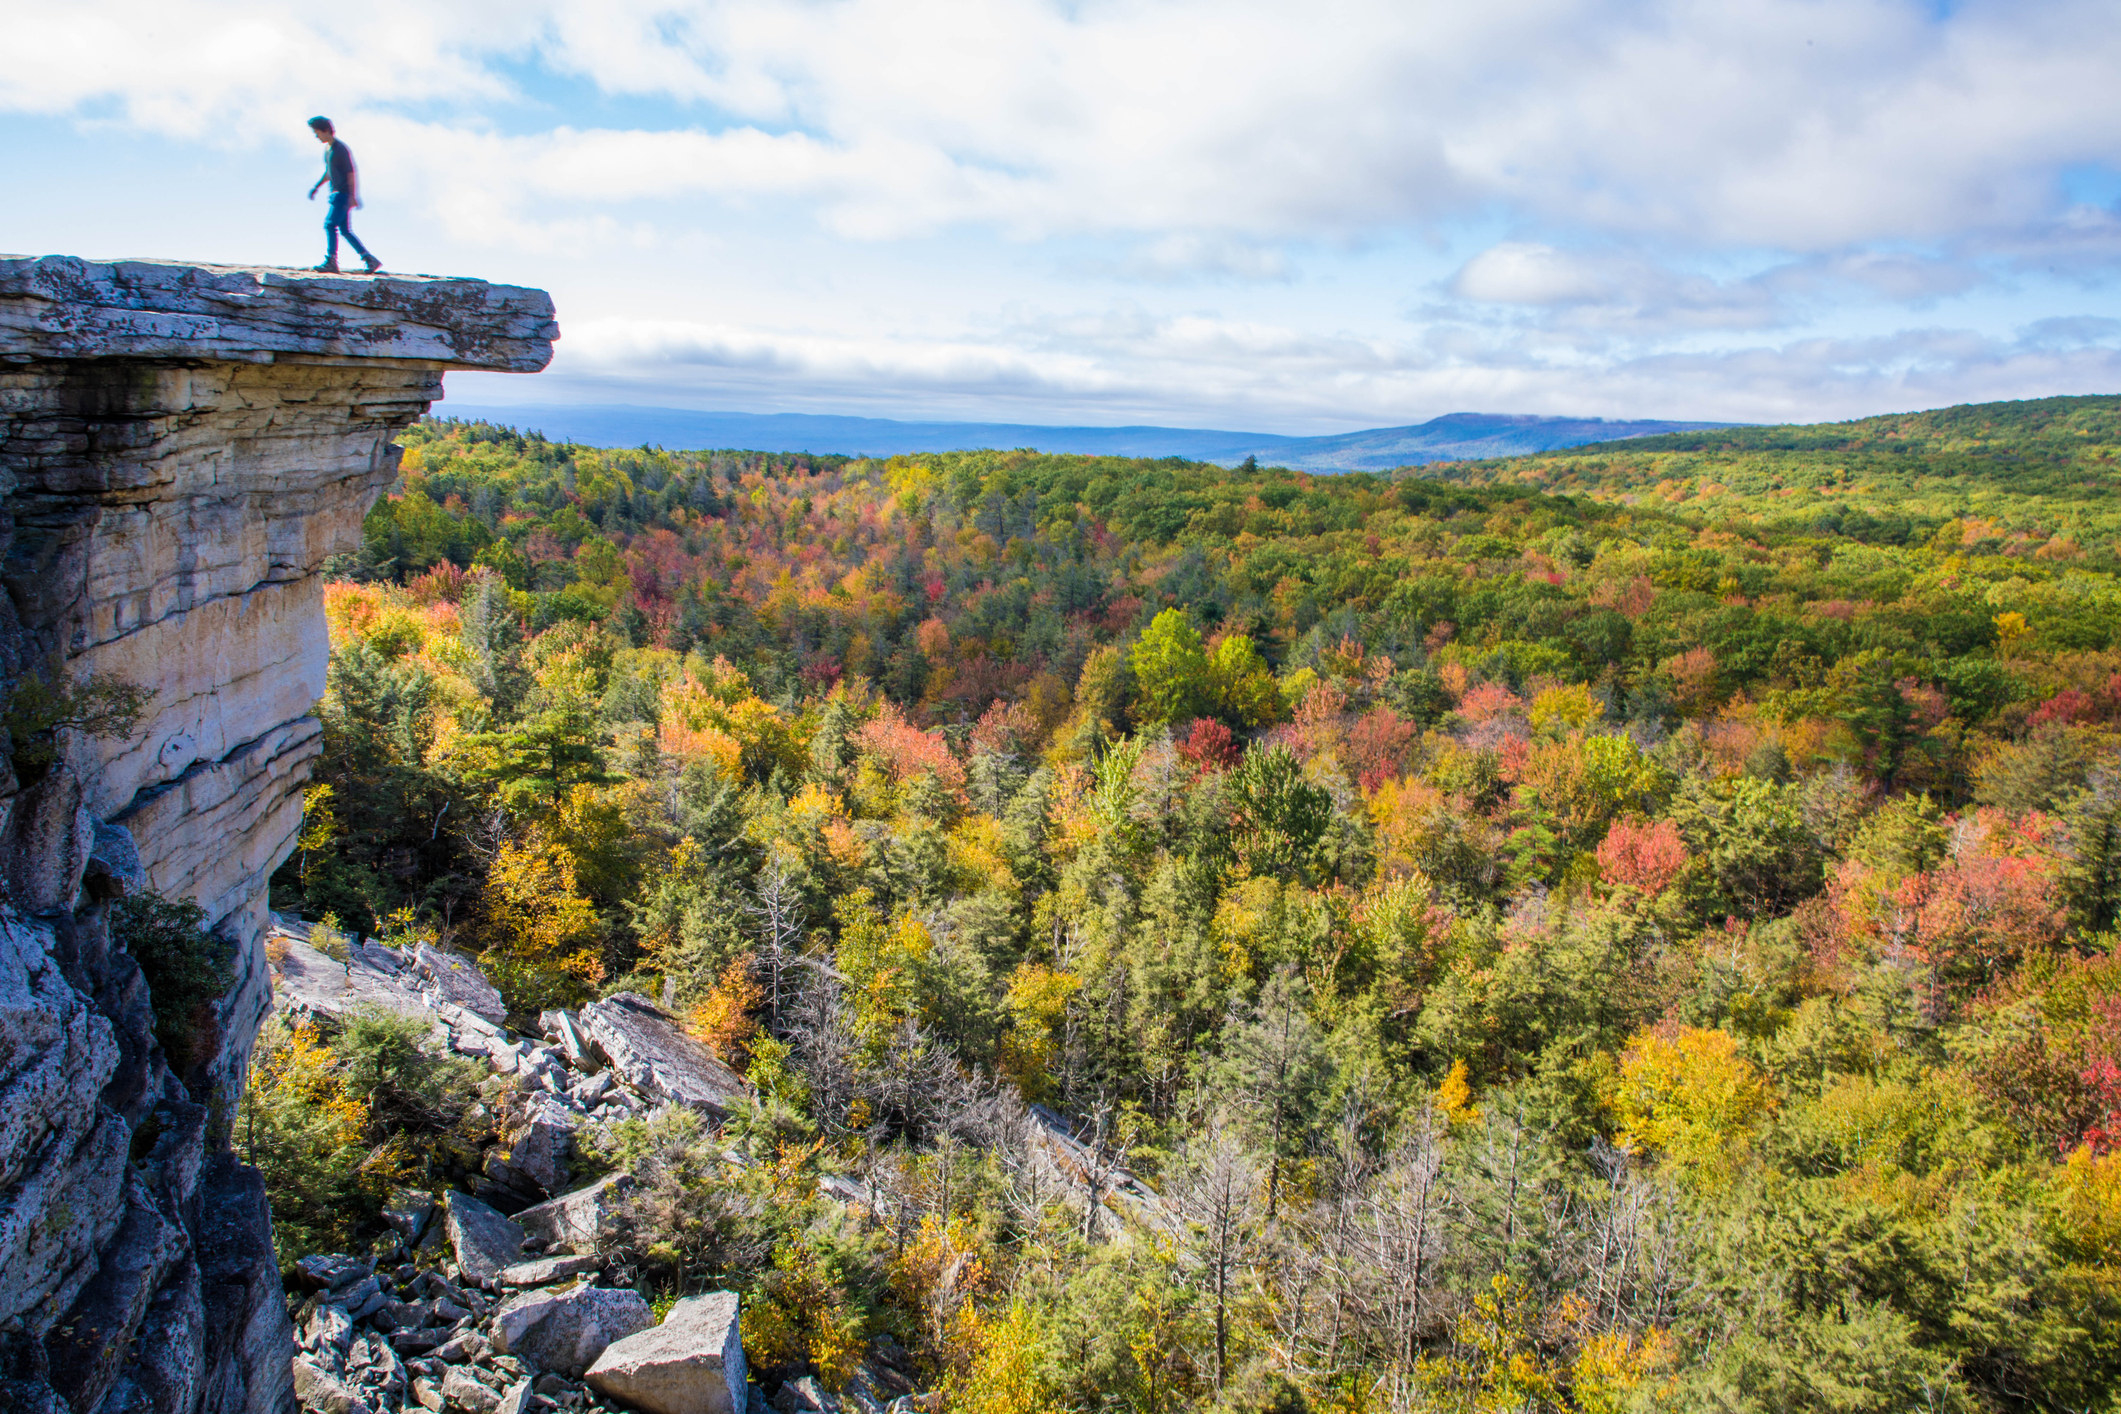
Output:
[0, 257, 557, 1414]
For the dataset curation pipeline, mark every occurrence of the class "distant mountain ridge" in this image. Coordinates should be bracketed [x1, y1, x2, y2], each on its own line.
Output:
[436, 403, 1736, 471]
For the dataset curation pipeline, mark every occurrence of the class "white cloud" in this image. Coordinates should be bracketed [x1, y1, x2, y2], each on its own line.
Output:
[7, 0, 2120, 428]
[504, 304, 2121, 430]
[9, 0, 2121, 252]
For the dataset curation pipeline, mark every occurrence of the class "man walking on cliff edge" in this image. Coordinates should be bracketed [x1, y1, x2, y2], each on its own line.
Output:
[307, 117, 382, 274]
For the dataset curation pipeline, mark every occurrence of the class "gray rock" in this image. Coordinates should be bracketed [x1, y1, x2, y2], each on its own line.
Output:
[0, 257, 559, 372]
[539, 1010, 596, 1068]
[497, 1254, 603, 1287]
[386, 1188, 439, 1243]
[295, 1356, 378, 1414]
[846, 1356, 914, 1408]
[372, 1297, 435, 1331]
[0, 251, 557, 1414]
[577, 994, 748, 1115]
[413, 1376, 448, 1412]
[568, 1072, 614, 1108]
[513, 1172, 634, 1255]
[348, 1330, 409, 1395]
[414, 943, 510, 1028]
[197, 1153, 300, 1414]
[432, 1331, 492, 1364]
[773, 1375, 836, 1414]
[491, 1284, 654, 1378]
[392, 1328, 448, 1357]
[446, 1191, 527, 1286]
[44, 1178, 188, 1414]
[297, 1253, 374, 1291]
[497, 1378, 536, 1414]
[307, 1302, 357, 1358]
[444, 1365, 504, 1414]
[337, 1273, 387, 1321]
[274, 933, 437, 1026]
[486, 1094, 580, 1200]
[583, 1292, 747, 1414]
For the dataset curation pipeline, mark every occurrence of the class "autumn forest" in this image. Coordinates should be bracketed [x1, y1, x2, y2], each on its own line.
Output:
[263, 395, 2121, 1413]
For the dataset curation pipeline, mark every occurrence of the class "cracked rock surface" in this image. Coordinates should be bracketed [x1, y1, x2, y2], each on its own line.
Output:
[0, 256, 556, 1414]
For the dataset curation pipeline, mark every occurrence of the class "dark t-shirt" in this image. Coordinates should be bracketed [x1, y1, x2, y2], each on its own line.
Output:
[324, 139, 355, 195]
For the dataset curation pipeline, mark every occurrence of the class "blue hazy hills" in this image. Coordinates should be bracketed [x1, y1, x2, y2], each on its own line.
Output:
[437, 404, 1736, 472]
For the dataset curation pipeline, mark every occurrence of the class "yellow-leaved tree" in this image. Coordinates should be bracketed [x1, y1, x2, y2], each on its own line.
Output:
[947, 1302, 1055, 1414]
[997, 963, 1081, 1101]
[478, 825, 603, 1012]
[1611, 1025, 1775, 1183]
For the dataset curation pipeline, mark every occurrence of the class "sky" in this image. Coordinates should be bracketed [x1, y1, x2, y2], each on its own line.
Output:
[4, 0, 2120, 435]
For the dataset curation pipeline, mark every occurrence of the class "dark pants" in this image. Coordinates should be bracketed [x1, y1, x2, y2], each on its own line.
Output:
[325, 193, 376, 267]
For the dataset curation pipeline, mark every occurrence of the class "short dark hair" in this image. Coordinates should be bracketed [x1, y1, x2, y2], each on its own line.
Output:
[308, 116, 334, 133]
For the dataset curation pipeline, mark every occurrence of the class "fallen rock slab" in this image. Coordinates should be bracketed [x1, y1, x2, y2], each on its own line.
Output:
[578, 993, 748, 1115]
[442, 1364, 502, 1414]
[294, 1355, 376, 1414]
[444, 1191, 525, 1286]
[585, 1292, 748, 1414]
[385, 1187, 438, 1243]
[413, 942, 509, 1028]
[484, 1093, 580, 1201]
[491, 1283, 654, 1377]
[513, 1171, 633, 1255]
[496, 1254, 602, 1287]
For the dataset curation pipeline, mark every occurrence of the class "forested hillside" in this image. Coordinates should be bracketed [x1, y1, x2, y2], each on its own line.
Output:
[265, 402, 2121, 1413]
[1431, 393, 2121, 548]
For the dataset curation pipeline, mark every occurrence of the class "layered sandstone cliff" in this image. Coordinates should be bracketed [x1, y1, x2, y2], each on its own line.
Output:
[0, 257, 557, 1414]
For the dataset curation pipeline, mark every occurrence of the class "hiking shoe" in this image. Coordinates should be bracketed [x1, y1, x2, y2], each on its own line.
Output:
[311, 260, 340, 273]
[362, 258, 384, 274]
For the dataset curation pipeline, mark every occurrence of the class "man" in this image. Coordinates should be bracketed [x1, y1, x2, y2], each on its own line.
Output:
[306, 117, 382, 274]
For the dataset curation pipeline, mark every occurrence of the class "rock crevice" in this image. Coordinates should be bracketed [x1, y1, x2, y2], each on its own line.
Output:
[0, 256, 556, 1414]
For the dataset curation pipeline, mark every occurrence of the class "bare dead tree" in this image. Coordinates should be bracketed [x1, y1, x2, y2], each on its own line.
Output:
[744, 865, 809, 1034]
[1362, 1113, 1448, 1391]
[1170, 1115, 1264, 1393]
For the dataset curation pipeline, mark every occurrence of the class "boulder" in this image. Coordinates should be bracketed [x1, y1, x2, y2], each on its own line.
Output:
[491, 1283, 654, 1377]
[304, 1302, 356, 1360]
[272, 931, 438, 1026]
[431, 1331, 491, 1363]
[441, 1365, 502, 1414]
[385, 1188, 438, 1243]
[540, 1009, 596, 1068]
[484, 1094, 580, 1201]
[335, 1273, 387, 1321]
[295, 1253, 373, 1291]
[496, 1254, 602, 1287]
[513, 1171, 634, 1255]
[578, 994, 748, 1115]
[413, 942, 508, 1028]
[773, 1375, 837, 1414]
[584, 1292, 748, 1414]
[444, 1191, 526, 1286]
[293, 1356, 376, 1414]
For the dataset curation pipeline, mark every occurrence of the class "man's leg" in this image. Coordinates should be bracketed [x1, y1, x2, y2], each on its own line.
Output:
[339, 218, 377, 271]
[336, 202, 380, 270]
[319, 197, 343, 270]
